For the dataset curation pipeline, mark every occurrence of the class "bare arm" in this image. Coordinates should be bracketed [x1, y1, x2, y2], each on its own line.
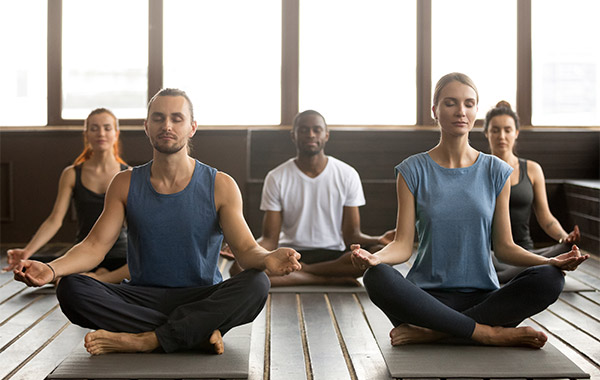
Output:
[215, 172, 300, 274]
[85, 264, 130, 284]
[13, 170, 130, 286]
[342, 206, 386, 247]
[5, 166, 75, 270]
[256, 211, 282, 251]
[528, 161, 577, 243]
[351, 174, 415, 267]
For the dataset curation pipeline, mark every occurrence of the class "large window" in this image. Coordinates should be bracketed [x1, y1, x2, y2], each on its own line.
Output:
[299, 0, 416, 125]
[1, 1, 598, 128]
[532, 0, 600, 126]
[62, 0, 148, 120]
[163, 0, 281, 125]
[432, 0, 517, 119]
[0, 0, 47, 126]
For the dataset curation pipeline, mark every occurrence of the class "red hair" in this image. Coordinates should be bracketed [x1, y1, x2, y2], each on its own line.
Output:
[73, 108, 127, 166]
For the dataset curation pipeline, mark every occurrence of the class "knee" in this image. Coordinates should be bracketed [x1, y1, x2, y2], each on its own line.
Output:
[56, 274, 96, 316]
[523, 265, 565, 302]
[363, 264, 393, 295]
[240, 269, 270, 298]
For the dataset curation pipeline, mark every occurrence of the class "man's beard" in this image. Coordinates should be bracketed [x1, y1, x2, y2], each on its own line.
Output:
[151, 138, 187, 154]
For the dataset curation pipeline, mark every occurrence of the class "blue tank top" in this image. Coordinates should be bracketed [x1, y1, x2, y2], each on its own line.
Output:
[396, 152, 512, 291]
[126, 160, 224, 287]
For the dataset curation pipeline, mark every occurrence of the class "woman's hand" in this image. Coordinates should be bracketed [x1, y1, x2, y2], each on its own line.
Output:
[350, 244, 381, 270]
[548, 245, 589, 271]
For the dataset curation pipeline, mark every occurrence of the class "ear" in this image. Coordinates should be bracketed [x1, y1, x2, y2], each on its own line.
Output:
[514, 129, 519, 139]
[290, 128, 296, 144]
[431, 105, 437, 120]
[189, 120, 198, 138]
[143, 120, 149, 137]
[324, 129, 330, 142]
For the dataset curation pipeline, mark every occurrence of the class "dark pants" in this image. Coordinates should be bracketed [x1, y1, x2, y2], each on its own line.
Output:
[56, 269, 270, 352]
[363, 264, 564, 339]
[493, 243, 570, 283]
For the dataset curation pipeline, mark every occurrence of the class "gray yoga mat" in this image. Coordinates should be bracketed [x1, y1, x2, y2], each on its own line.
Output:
[361, 294, 590, 379]
[269, 284, 366, 293]
[49, 323, 252, 379]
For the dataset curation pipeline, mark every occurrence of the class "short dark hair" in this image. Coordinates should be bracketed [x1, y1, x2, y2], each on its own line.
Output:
[147, 88, 194, 121]
[483, 100, 520, 134]
[292, 110, 327, 131]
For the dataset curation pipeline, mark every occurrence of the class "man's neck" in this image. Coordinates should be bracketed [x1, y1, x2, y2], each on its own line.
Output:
[294, 153, 328, 178]
[150, 151, 195, 194]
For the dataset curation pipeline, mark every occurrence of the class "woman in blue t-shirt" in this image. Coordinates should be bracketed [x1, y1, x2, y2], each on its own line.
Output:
[483, 101, 580, 282]
[351, 72, 588, 348]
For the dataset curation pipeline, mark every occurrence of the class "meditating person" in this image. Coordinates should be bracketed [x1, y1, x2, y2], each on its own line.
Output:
[13, 88, 301, 355]
[351, 72, 588, 349]
[483, 101, 580, 282]
[4, 108, 129, 283]
[228, 110, 393, 286]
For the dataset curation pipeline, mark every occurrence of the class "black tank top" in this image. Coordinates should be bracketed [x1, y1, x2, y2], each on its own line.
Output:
[509, 159, 535, 250]
[73, 164, 128, 261]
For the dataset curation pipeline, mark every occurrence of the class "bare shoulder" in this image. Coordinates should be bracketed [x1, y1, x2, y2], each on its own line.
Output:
[107, 169, 132, 198]
[59, 165, 76, 186]
[526, 159, 545, 185]
[214, 171, 241, 209]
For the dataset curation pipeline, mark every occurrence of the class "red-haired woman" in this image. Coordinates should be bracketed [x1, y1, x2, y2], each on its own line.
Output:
[4, 108, 129, 283]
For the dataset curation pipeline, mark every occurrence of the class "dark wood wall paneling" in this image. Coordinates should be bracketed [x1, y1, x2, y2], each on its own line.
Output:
[1, 129, 599, 254]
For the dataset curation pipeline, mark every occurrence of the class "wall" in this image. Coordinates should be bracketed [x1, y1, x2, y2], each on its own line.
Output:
[1, 128, 599, 253]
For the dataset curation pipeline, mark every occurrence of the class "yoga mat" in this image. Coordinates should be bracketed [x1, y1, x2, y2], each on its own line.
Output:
[49, 323, 252, 379]
[360, 294, 590, 379]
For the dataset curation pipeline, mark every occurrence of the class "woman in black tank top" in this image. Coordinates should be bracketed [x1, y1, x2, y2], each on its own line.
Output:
[4, 109, 130, 283]
[484, 101, 580, 282]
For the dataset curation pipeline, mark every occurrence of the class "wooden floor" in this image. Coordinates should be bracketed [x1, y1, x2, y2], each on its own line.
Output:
[1, 245, 599, 380]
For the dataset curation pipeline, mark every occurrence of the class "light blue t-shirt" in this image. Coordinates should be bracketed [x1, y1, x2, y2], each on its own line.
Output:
[126, 160, 224, 288]
[396, 152, 512, 291]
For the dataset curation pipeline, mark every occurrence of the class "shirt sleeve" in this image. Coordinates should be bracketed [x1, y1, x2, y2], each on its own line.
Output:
[260, 171, 282, 211]
[344, 167, 366, 207]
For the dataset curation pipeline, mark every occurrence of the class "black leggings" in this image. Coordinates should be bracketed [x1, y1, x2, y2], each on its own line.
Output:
[493, 243, 570, 283]
[56, 269, 270, 352]
[363, 264, 564, 339]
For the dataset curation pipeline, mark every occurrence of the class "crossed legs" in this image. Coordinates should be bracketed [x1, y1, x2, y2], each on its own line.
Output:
[363, 264, 564, 348]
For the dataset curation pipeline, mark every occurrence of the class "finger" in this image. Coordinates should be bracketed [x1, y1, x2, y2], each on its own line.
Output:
[350, 244, 361, 251]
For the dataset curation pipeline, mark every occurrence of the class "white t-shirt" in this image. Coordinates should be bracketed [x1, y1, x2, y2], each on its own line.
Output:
[260, 156, 366, 251]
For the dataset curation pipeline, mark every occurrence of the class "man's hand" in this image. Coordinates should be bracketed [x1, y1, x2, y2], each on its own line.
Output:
[13, 260, 55, 287]
[3, 248, 29, 272]
[351, 244, 381, 269]
[548, 245, 589, 271]
[264, 248, 302, 276]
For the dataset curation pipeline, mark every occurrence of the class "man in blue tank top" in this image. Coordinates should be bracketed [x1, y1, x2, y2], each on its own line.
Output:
[13, 88, 302, 355]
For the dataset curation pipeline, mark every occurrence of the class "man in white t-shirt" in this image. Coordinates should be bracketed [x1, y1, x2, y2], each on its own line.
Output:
[229, 110, 393, 286]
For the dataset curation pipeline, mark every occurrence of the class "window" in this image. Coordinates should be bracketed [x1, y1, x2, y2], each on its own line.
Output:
[163, 0, 281, 125]
[0, 0, 47, 126]
[432, 0, 517, 118]
[299, 0, 416, 125]
[62, 0, 148, 120]
[532, 0, 600, 126]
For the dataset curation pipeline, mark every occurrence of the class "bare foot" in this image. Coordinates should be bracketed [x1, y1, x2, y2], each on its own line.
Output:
[472, 324, 548, 348]
[209, 330, 224, 354]
[389, 324, 448, 345]
[84, 330, 160, 355]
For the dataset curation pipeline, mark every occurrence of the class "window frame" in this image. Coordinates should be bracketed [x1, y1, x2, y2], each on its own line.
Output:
[39, 0, 585, 128]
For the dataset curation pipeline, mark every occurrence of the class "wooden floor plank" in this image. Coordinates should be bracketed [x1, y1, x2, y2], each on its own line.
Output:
[0, 281, 27, 303]
[531, 309, 600, 366]
[0, 295, 59, 350]
[548, 299, 600, 340]
[269, 293, 307, 380]
[328, 293, 391, 380]
[0, 287, 45, 324]
[569, 270, 600, 290]
[581, 291, 600, 305]
[560, 293, 600, 322]
[301, 293, 351, 380]
[248, 305, 266, 380]
[0, 308, 70, 379]
[7, 323, 88, 380]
